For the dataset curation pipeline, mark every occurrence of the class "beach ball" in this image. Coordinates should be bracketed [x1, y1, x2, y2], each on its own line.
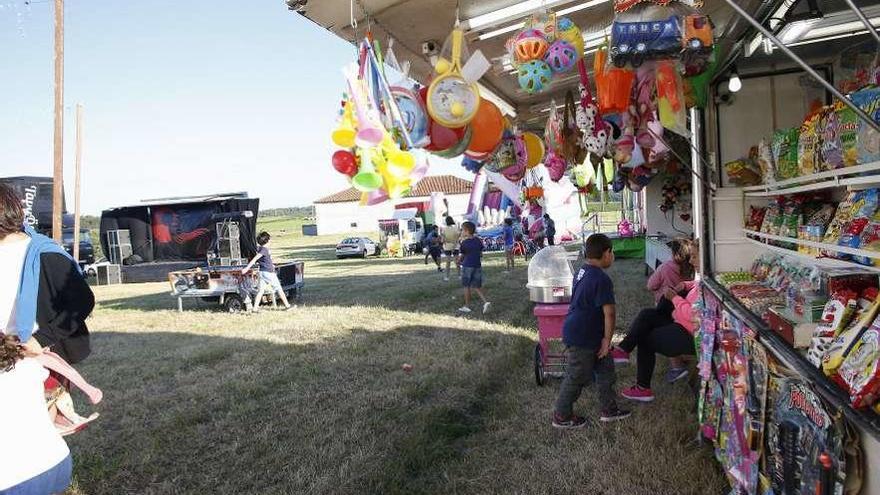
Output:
[466, 99, 505, 154]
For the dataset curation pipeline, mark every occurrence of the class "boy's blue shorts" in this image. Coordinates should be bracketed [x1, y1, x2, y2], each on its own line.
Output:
[461, 267, 483, 288]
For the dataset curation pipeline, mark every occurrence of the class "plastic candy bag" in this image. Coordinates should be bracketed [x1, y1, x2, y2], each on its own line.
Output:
[798, 113, 820, 177]
[838, 188, 880, 258]
[851, 87, 880, 165]
[594, 44, 634, 115]
[819, 105, 844, 170]
[822, 191, 861, 255]
[756, 139, 776, 184]
[772, 127, 799, 180]
[836, 321, 880, 408]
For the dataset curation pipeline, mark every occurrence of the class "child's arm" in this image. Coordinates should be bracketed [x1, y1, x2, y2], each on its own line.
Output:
[599, 303, 615, 358]
[647, 261, 674, 292]
[241, 252, 263, 273]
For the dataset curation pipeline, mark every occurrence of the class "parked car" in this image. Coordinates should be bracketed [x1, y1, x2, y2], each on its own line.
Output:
[84, 257, 111, 277]
[62, 228, 95, 266]
[335, 237, 380, 259]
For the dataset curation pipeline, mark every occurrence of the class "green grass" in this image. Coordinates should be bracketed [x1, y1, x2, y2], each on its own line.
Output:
[66, 216, 726, 494]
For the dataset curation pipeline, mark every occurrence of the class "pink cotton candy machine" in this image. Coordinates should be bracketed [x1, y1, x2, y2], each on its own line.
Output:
[527, 246, 574, 386]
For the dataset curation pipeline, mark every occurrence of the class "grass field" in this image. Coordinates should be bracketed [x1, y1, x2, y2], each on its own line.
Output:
[65, 218, 727, 494]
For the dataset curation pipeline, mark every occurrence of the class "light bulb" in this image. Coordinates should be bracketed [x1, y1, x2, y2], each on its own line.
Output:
[728, 73, 742, 93]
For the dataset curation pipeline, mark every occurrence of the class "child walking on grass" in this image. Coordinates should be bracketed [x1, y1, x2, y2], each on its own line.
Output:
[553, 234, 630, 428]
[503, 218, 515, 272]
[457, 222, 491, 315]
[242, 231, 293, 312]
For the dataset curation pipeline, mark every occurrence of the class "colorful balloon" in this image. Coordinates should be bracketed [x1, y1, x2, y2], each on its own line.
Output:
[466, 99, 505, 154]
[331, 150, 358, 177]
[522, 132, 545, 168]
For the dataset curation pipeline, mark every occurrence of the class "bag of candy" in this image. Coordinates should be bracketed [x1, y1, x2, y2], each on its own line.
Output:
[837, 102, 862, 167]
[798, 113, 821, 176]
[806, 291, 858, 367]
[851, 87, 880, 165]
[760, 198, 782, 234]
[822, 289, 880, 378]
[773, 127, 800, 180]
[838, 188, 880, 258]
[836, 320, 880, 408]
[820, 104, 845, 170]
[756, 139, 776, 184]
[822, 191, 861, 257]
[745, 206, 766, 231]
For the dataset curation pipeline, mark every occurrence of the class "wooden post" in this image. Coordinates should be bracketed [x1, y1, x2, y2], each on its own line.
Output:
[52, 0, 64, 243]
[73, 103, 83, 262]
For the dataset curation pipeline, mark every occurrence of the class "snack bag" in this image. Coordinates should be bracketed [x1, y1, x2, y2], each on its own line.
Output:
[837, 102, 861, 167]
[745, 206, 766, 231]
[760, 199, 782, 234]
[822, 291, 880, 377]
[822, 191, 861, 256]
[807, 292, 857, 367]
[756, 139, 776, 184]
[797, 113, 820, 176]
[850, 87, 880, 165]
[772, 127, 799, 180]
[819, 105, 844, 170]
[838, 188, 880, 257]
[836, 322, 880, 408]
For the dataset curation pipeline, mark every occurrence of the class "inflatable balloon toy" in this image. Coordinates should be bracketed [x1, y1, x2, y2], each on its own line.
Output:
[427, 29, 480, 128]
[461, 156, 484, 174]
[484, 133, 518, 173]
[433, 126, 473, 159]
[517, 60, 553, 94]
[545, 151, 567, 182]
[466, 99, 505, 155]
[521, 132, 545, 168]
[351, 147, 385, 192]
[331, 149, 358, 177]
[391, 86, 430, 148]
[503, 134, 528, 182]
[544, 39, 577, 73]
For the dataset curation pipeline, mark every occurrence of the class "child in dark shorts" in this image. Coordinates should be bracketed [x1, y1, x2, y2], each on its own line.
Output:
[456, 221, 491, 315]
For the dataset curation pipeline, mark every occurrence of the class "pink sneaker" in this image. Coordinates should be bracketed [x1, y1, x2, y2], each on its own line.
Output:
[621, 385, 655, 403]
[610, 347, 630, 365]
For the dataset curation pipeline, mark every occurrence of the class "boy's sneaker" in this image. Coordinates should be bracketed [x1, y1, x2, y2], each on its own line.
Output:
[666, 367, 689, 384]
[552, 413, 588, 429]
[620, 385, 655, 403]
[482, 302, 492, 314]
[458, 306, 472, 313]
[599, 406, 632, 423]
[610, 346, 630, 365]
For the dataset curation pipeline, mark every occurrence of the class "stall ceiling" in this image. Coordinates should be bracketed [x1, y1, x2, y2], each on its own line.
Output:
[294, 0, 876, 123]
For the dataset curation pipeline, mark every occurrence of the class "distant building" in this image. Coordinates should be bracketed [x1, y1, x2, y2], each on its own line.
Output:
[313, 175, 473, 235]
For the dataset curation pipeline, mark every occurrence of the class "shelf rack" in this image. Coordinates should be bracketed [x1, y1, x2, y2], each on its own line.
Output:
[743, 229, 880, 265]
[742, 161, 880, 197]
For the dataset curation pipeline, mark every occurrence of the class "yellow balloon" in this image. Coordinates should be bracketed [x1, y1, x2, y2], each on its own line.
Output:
[522, 132, 545, 168]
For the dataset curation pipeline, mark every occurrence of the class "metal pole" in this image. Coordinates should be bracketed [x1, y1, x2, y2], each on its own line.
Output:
[52, 0, 64, 243]
[723, 0, 880, 134]
[840, 0, 880, 45]
[73, 104, 83, 263]
[689, 108, 704, 253]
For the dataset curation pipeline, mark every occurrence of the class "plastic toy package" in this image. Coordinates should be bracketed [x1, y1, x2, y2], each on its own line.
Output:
[772, 127, 800, 181]
[764, 376, 847, 495]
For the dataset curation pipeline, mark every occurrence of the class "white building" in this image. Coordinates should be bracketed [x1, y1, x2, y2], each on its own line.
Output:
[313, 175, 474, 235]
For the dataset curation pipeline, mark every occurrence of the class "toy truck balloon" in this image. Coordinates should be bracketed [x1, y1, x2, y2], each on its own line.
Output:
[610, 14, 712, 68]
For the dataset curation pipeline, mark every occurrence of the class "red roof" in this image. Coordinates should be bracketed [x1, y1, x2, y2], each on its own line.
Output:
[314, 175, 474, 204]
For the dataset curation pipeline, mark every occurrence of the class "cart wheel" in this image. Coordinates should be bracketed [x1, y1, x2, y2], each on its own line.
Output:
[534, 345, 545, 387]
[224, 294, 244, 313]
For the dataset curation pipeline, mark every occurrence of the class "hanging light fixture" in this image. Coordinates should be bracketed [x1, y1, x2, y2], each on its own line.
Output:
[728, 66, 742, 93]
[777, 0, 824, 44]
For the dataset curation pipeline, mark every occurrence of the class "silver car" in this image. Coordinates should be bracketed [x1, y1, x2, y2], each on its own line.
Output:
[335, 237, 380, 259]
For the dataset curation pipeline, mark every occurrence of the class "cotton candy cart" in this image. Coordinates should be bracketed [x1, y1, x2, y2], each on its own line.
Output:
[168, 261, 304, 312]
[527, 246, 575, 386]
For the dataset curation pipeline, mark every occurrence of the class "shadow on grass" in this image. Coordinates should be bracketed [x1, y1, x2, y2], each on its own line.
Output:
[67, 324, 534, 495]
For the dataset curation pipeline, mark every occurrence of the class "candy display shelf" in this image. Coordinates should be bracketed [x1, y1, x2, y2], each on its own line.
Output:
[703, 278, 880, 441]
[742, 160, 880, 197]
[743, 229, 880, 266]
[742, 235, 880, 274]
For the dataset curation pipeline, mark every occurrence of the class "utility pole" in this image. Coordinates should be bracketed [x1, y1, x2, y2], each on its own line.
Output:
[52, 0, 64, 243]
[73, 103, 83, 262]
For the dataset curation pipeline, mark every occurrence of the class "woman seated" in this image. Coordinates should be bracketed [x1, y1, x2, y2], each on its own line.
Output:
[610, 242, 699, 402]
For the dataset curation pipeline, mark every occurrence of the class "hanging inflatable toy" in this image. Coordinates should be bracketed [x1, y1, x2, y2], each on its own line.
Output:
[502, 134, 528, 182]
[433, 126, 473, 159]
[331, 149, 358, 177]
[466, 99, 505, 154]
[556, 17, 584, 59]
[512, 29, 550, 63]
[391, 86, 430, 148]
[545, 151, 567, 182]
[522, 132, 545, 168]
[484, 133, 518, 173]
[544, 40, 577, 73]
[517, 60, 553, 94]
[426, 29, 480, 128]
[461, 156, 484, 174]
[351, 147, 384, 192]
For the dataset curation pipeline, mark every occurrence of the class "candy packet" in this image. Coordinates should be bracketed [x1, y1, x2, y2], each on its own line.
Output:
[798, 113, 820, 176]
[819, 105, 844, 170]
[838, 188, 880, 258]
[850, 87, 880, 165]
[773, 127, 800, 180]
[822, 191, 861, 256]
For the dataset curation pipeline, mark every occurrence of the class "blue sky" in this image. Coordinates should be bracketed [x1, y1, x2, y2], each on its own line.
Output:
[0, 0, 468, 215]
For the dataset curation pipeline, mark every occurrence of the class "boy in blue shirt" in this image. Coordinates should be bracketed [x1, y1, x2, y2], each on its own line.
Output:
[553, 234, 630, 428]
[457, 221, 491, 315]
[502, 218, 515, 272]
[242, 231, 294, 312]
